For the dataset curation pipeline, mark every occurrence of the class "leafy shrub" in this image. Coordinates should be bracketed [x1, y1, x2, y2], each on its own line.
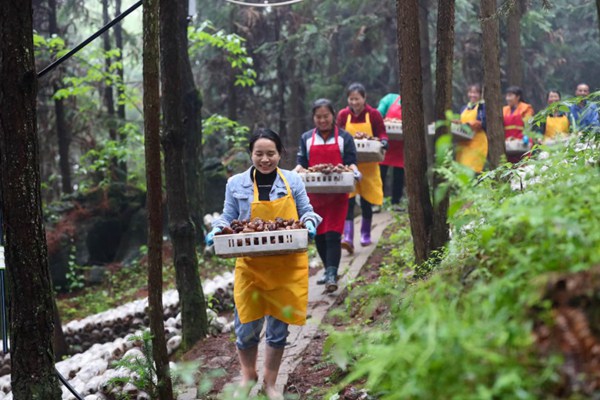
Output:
[325, 133, 599, 399]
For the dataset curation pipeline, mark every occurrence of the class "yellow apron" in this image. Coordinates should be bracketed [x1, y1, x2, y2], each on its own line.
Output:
[234, 168, 309, 325]
[544, 114, 569, 139]
[344, 113, 384, 205]
[456, 104, 488, 173]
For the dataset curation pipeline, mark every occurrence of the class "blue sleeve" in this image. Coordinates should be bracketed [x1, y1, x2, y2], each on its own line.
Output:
[459, 105, 467, 114]
[296, 132, 309, 168]
[589, 104, 600, 126]
[341, 130, 358, 165]
[287, 172, 322, 227]
[478, 103, 487, 132]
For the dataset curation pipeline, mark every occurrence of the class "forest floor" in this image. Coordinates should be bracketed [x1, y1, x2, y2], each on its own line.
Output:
[177, 211, 403, 400]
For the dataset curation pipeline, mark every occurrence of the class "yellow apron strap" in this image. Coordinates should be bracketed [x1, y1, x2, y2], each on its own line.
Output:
[252, 168, 291, 202]
[346, 113, 352, 130]
[505, 125, 524, 131]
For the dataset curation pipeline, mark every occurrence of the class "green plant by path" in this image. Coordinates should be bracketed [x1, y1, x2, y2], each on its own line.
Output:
[324, 133, 600, 399]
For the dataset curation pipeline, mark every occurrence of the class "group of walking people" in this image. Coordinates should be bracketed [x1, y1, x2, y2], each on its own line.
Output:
[203, 80, 598, 399]
[455, 82, 599, 171]
[204, 81, 406, 398]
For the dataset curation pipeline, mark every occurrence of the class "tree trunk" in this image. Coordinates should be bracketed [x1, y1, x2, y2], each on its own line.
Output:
[480, 0, 505, 168]
[102, 0, 123, 182]
[396, 0, 434, 264]
[143, 0, 174, 397]
[227, 8, 238, 122]
[0, 1, 62, 398]
[179, 0, 205, 246]
[418, 0, 436, 166]
[431, 0, 455, 251]
[115, 0, 128, 179]
[274, 9, 288, 146]
[506, 0, 523, 88]
[48, 0, 73, 195]
[419, 0, 435, 125]
[597, 0, 600, 44]
[160, 0, 208, 349]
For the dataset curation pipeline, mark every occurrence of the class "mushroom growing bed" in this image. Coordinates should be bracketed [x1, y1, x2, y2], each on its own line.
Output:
[0, 272, 235, 400]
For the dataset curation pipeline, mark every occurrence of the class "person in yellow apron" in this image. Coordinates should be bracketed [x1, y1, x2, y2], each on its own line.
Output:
[537, 90, 570, 141]
[206, 128, 321, 399]
[456, 83, 488, 173]
[336, 83, 388, 253]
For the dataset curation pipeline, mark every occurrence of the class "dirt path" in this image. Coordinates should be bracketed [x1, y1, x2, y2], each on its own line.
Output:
[177, 211, 393, 399]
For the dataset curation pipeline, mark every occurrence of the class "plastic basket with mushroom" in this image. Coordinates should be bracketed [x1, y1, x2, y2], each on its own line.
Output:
[355, 139, 385, 162]
[384, 120, 403, 140]
[505, 139, 530, 156]
[451, 123, 474, 140]
[213, 229, 308, 258]
[300, 172, 355, 194]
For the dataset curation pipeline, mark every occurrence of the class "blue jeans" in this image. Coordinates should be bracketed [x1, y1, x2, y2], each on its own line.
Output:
[234, 309, 289, 350]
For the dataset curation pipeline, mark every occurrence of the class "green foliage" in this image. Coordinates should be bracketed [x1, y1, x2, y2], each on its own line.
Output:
[203, 114, 251, 149]
[108, 331, 161, 399]
[324, 131, 600, 398]
[65, 247, 85, 293]
[188, 21, 257, 88]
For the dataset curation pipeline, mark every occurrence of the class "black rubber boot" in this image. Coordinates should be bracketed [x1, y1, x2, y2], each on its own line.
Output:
[324, 266, 338, 292]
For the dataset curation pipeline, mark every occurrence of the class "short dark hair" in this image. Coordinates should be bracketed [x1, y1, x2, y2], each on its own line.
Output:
[546, 89, 561, 100]
[506, 85, 524, 101]
[468, 83, 482, 94]
[346, 82, 366, 98]
[312, 98, 336, 116]
[249, 128, 285, 155]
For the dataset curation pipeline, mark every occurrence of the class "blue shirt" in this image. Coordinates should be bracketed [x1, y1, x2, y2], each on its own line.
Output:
[569, 101, 600, 130]
[212, 167, 322, 229]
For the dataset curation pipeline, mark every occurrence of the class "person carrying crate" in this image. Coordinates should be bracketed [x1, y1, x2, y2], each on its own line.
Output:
[456, 83, 488, 173]
[377, 93, 405, 209]
[206, 128, 322, 399]
[336, 83, 388, 253]
[295, 98, 360, 292]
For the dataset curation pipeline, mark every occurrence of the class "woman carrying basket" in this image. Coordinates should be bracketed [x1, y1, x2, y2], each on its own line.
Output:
[206, 128, 321, 399]
[295, 99, 360, 292]
[336, 83, 388, 253]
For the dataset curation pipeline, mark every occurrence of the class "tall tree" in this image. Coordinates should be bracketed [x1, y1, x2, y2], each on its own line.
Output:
[396, 0, 434, 264]
[597, 0, 600, 43]
[480, 0, 505, 168]
[431, 0, 455, 250]
[418, 0, 436, 166]
[143, 0, 174, 397]
[419, 0, 435, 125]
[161, 0, 209, 348]
[48, 0, 73, 194]
[102, 0, 123, 182]
[114, 0, 128, 179]
[274, 8, 288, 145]
[506, 0, 524, 87]
[0, 0, 62, 397]
[178, 0, 206, 246]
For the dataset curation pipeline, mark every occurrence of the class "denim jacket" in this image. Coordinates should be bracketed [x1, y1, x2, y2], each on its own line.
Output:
[212, 167, 322, 229]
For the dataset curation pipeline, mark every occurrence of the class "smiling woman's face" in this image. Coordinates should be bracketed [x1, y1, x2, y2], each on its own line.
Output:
[313, 106, 334, 132]
[348, 91, 366, 114]
[251, 138, 280, 174]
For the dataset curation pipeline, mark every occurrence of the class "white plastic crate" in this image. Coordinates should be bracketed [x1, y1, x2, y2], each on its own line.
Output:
[300, 172, 355, 194]
[213, 229, 308, 258]
[451, 123, 474, 140]
[505, 140, 530, 156]
[355, 139, 384, 162]
[384, 121, 403, 140]
[428, 123, 436, 135]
